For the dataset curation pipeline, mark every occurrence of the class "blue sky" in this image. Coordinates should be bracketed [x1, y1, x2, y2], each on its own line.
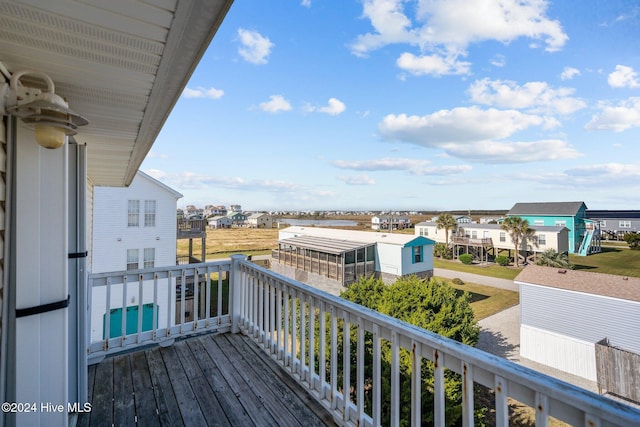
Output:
[142, 0, 640, 212]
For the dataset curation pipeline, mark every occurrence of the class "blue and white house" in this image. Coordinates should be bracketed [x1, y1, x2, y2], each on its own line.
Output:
[273, 226, 435, 287]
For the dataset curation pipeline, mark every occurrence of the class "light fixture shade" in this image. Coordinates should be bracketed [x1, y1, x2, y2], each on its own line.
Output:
[34, 123, 66, 149]
[3, 69, 88, 148]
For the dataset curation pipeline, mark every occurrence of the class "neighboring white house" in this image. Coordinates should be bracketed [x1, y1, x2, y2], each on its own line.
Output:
[247, 212, 273, 228]
[90, 171, 183, 342]
[431, 215, 472, 224]
[273, 226, 435, 288]
[516, 265, 640, 385]
[371, 215, 411, 230]
[208, 215, 233, 229]
[415, 221, 569, 262]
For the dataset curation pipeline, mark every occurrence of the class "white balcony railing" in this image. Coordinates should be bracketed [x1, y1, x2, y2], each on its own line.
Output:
[87, 260, 231, 360]
[87, 255, 640, 426]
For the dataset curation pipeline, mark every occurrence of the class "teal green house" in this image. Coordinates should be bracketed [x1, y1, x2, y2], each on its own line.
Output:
[507, 202, 601, 255]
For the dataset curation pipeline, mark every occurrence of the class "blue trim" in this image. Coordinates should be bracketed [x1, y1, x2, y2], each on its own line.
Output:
[404, 236, 436, 247]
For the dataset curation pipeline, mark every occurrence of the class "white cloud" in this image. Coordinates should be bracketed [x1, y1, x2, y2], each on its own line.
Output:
[491, 54, 506, 67]
[396, 52, 471, 76]
[259, 95, 292, 113]
[350, 0, 567, 73]
[332, 157, 472, 175]
[338, 174, 376, 185]
[182, 86, 224, 99]
[468, 78, 586, 114]
[237, 28, 274, 64]
[608, 65, 640, 88]
[514, 163, 640, 188]
[305, 98, 347, 115]
[146, 151, 169, 159]
[585, 98, 640, 132]
[378, 107, 580, 163]
[560, 67, 580, 80]
[301, 0, 311, 7]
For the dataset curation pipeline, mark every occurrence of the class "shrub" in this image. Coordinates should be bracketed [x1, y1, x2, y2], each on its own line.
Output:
[624, 232, 640, 250]
[452, 277, 464, 286]
[434, 242, 453, 259]
[495, 255, 509, 266]
[459, 254, 474, 265]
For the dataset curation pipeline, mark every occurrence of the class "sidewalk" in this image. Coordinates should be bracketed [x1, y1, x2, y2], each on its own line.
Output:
[433, 267, 519, 291]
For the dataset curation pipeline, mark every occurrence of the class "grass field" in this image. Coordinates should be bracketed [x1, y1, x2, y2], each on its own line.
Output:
[445, 279, 520, 320]
[434, 258, 522, 280]
[177, 227, 279, 259]
[569, 246, 640, 277]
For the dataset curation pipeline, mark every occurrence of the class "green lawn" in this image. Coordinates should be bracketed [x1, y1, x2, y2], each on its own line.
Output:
[444, 279, 520, 320]
[434, 258, 522, 280]
[569, 247, 640, 277]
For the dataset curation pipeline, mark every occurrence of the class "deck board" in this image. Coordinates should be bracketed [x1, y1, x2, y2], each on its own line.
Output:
[79, 333, 336, 427]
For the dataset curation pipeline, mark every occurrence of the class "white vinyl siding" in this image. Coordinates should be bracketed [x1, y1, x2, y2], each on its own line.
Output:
[126, 249, 139, 270]
[144, 200, 156, 227]
[128, 200, 140, 227]
[143, 248, 155, 268]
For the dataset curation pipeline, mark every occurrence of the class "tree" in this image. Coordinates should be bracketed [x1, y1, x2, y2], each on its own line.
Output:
[535, 248, 573, 269]
[624, 232, 640, 250]
[436, 213, 458, 246]
[500, 216, 534, 267]
[339, 275, 480, 425]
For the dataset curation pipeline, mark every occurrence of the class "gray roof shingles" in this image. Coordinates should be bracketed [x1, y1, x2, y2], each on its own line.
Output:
[508, 201, 586, 216]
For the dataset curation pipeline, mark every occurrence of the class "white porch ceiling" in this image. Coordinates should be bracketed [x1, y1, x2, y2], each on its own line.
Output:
[0, 0, 233, 186]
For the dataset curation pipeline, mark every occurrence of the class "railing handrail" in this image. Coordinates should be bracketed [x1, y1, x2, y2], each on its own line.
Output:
[236, 260, 640, 426]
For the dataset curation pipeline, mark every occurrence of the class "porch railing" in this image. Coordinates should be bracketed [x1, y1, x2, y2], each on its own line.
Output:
[87, 256, 640, 426]
[234, 258, 640, 427]
[87, 260, 231, 361]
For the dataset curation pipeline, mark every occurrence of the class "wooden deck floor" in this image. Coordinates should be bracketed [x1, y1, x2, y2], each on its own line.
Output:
[78, 333, 336, 427]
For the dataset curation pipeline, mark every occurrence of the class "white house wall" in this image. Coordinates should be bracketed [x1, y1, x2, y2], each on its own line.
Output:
[416, 223, 568, 253]
[400, 245, 434, 276]
[520, 325, 597, 381]
[91, 174, 178, 273]
[520, 283, 640, 381]
[91, 173, 180, 343]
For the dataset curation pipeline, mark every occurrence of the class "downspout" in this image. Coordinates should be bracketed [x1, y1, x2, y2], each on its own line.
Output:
[1, 114, 16, 427]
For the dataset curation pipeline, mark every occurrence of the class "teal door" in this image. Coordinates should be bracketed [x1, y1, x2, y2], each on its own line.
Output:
[103, 303, 157, 339]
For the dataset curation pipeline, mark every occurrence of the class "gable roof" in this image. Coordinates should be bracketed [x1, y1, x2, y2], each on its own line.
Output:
[515, 265, 640, 303]
[508, 202, 586, 217]
[587, 210, 640, 220]
[136, 171, 183, 199]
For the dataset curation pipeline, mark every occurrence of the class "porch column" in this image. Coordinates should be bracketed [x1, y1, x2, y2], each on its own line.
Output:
[15, 128, 69, 426]
[230, 254, 247, 333]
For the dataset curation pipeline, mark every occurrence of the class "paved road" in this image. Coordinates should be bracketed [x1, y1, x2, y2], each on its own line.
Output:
[433, 267, 519, 291]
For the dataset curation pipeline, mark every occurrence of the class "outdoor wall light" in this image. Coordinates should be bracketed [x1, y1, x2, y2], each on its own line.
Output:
[1, 69, 88, 149]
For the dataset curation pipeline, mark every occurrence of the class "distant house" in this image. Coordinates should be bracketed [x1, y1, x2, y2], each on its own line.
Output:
[430, 214, 472, 224]
[208, 215, 232, 229]
[371, 215, 411, 230]
[415, 221, 569, 263]
[479, 216, 503, 224]
[586, 210, 640, 240]
[516, 265, 640, 393]
[507, 201, 600, 255]
[91, 171, 182, 342]
[247, 212, 273, 228]
[227, 211, 247, 225]
[272, 226, 435, 288]
[204, 204, 227, 217]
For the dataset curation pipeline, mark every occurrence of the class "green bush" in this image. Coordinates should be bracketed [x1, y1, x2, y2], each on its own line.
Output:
[495, 255, 509, 266]
[434, 242, 453, 259]
[452, 277, 464, 286]
[624, 232, 640, 250]
[459, 254, 474, 265]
